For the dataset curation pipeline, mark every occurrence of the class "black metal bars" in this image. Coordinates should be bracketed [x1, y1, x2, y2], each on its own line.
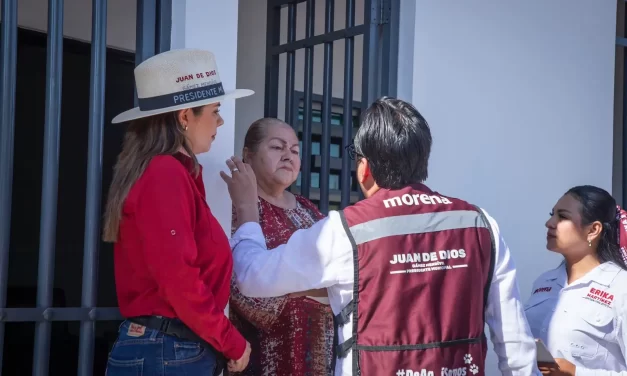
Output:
[622, 8, 627, 210]
[264, 3, 281, 117]
[360, 1, 379, 112]
[134, 0, 173, 107]
[77, 0, 107, 374]
[135, 0, 156, 107]
[300, 0, 316, 199]
[0, 0, 169, 374]
[319, 0, 335, 214]
[156, 0, 173, 54]
[270, 0, 308, 5]
[264, 0, 399, 209]
[1, 307, 122, 322]
[136, 0, 157, 66]
[340, 0, 356, 209]
[285, 3, 297, 127]
[380, 0, 399, 96]
[33, 1, 64, 374]
[271, 25, 365, 55]
[0, 0, 18, 371]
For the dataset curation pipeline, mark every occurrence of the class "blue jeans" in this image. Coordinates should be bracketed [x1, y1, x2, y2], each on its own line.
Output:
[106, 320, 218, 376]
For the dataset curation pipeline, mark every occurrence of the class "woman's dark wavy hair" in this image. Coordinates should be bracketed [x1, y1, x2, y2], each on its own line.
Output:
[566, 185, 627, 270]
[102, 107, 203, 242]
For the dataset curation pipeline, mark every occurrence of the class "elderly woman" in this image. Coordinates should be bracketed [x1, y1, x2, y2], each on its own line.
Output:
[102, 49, 253, 375]
[227, 118, 334, 376]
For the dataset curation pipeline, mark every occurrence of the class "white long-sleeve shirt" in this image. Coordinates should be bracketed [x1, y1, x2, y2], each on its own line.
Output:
[526, 261, 627, 376]
[230, 208, 541, 376]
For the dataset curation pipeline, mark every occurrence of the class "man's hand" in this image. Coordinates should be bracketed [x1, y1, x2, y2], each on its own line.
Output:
[538, 362, 559, 375]
[220, 156, 259, 225]
[288, 289, 328, 298]
[554, 358, 575, 376]
[227, 341, 251, 373]
[538, 358, 575, 376]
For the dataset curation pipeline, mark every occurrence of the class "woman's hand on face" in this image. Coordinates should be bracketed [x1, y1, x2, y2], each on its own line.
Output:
[220, 156, 259, 224]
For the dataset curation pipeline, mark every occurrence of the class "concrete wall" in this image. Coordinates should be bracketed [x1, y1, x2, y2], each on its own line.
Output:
[406, 0, 617, 372]
[171, 0, 242, 240]
[11, 0, 136, 51]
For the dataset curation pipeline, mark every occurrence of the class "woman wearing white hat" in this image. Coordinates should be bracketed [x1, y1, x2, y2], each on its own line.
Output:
[102, 48, 254, 375]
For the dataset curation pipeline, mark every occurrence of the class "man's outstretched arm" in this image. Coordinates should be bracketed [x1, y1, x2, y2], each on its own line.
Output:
[482, 209, 542, 376]
[230, 211, 354, 298]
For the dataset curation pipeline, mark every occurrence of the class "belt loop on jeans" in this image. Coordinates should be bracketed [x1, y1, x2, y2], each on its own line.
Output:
[159, 317, 171, 332]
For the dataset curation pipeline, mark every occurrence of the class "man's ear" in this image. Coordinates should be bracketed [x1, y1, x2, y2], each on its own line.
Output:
[357, 158, 371, 183]
[363, 161, 371, 182]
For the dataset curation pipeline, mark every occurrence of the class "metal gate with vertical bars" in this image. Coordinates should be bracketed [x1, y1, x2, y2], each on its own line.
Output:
[264, 0, 400, 213]
[618, 0, 627, 208]
[0, 0, 171, 374]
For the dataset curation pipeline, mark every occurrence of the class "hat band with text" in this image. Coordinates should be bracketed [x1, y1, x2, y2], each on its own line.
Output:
[137, 82, 226, 111]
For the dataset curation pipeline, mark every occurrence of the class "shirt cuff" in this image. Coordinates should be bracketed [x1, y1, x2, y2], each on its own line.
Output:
[223, 328, 247, 360]
[229, 222, 265, 249]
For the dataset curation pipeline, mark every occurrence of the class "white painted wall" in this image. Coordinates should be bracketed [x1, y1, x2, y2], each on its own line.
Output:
[234, 0, 267, 158]
[171, 0, 244, 241]
[171, 0, 245, 332]
[12, 0, 136, 51]
[396, 0, 415, 102]
[408, 0, 617, 372]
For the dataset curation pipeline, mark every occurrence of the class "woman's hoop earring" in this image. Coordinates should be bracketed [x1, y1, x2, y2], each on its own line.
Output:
[183, 124, 188, 131]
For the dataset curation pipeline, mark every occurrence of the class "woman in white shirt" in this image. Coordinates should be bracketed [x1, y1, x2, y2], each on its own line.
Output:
[525, 185, 627, 376]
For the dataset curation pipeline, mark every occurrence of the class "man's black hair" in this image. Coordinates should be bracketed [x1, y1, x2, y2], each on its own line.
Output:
[354, 97, 432, 189]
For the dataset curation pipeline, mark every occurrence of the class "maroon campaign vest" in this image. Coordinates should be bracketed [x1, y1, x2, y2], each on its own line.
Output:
[335, 184, 495, 376]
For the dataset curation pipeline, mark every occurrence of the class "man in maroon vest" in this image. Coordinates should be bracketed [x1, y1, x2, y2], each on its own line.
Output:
[222, 97, 540, 376]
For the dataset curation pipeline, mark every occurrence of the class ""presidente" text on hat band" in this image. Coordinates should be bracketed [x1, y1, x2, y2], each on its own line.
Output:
[137, 82, 226, 111]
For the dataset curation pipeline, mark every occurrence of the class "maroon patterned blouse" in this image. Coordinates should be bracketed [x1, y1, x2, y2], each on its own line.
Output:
[228, 195, 334, 376]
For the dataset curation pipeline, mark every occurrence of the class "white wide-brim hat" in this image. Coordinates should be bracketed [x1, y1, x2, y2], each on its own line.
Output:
[112, 48, 254, 124]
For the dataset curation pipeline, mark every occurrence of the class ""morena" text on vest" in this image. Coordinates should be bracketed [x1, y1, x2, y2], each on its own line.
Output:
[383, 194, 452, 208]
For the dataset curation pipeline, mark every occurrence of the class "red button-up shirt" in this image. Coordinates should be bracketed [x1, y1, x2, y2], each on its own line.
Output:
[113, 153, 246, 360]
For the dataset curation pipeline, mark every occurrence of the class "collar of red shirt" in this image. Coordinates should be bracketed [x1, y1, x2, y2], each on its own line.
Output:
[171, 152, 206, 198]
[172, 152, 195, 171]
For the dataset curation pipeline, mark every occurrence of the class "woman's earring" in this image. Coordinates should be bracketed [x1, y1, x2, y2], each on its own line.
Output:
[182, 124, 188, 131]
[588, 240, 592, 247]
